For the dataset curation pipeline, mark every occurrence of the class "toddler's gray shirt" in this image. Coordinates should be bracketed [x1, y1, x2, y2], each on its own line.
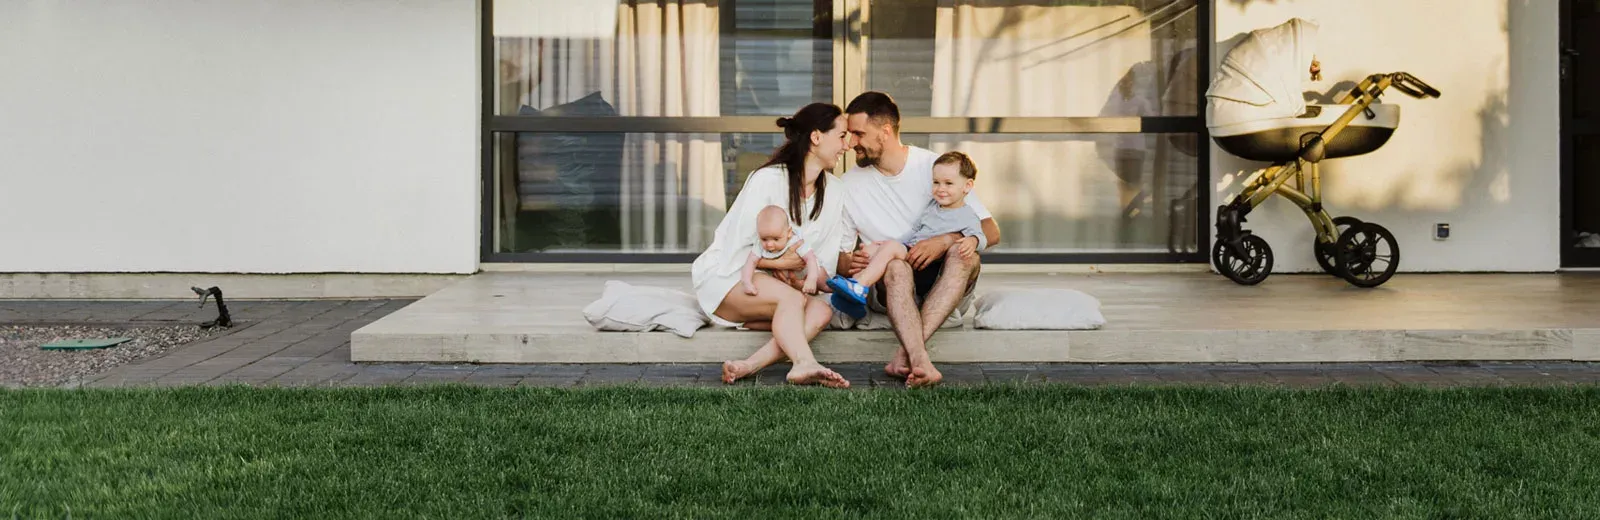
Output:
[900, 200, 987, 250]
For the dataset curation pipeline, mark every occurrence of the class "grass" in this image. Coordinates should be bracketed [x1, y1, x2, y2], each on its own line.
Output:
[4, 385, 1600, 519]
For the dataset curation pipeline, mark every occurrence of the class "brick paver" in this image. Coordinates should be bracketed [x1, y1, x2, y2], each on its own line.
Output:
[4, 299, 1600, 389]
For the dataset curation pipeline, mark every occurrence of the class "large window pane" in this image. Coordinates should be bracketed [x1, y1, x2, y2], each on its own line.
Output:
[866, 0, 1199, 118]
[723, 0, 834, 115]
[492, 0, 831, 118]
[904, 132, 1200, 252]
[493, 131, 785, 253]
[496, 129, 1201, 254]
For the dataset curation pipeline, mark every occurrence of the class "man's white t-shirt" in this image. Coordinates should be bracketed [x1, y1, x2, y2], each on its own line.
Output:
[838, 145, 992, 252]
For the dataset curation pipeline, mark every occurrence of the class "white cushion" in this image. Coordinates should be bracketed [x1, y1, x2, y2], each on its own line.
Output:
[971, 288, 1106, 330]
[581, 280, 709, 338]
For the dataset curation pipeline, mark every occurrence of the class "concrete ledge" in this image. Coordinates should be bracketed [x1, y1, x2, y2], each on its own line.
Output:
[477, 262, 1211, 274]
[349, 271, 1600, 364]
[351, 327, 1600, 364]
[0, 272, 468, 300]
[1575, 330, 1600, 361]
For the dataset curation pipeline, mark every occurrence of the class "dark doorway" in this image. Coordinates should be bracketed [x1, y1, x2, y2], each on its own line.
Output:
[1563, 0, 1600, 266]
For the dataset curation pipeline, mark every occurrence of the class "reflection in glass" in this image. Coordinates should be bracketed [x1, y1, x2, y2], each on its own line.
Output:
[904, 133, 1199, 253]
[494, 132, 784, 253]
[492, 0, 831, 118]
[866, 0, 1199, 118]
[497, 131, 1200, 254]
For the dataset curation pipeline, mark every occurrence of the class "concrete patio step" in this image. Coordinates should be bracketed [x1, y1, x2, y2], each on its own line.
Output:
[351, 272, 1600, 364]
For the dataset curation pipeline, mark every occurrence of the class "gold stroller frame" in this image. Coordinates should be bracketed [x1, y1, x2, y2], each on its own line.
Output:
[1212, 72, 1441, 288]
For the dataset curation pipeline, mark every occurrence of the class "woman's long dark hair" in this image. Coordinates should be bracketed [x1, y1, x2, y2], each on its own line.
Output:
[762, 103, 841, 225]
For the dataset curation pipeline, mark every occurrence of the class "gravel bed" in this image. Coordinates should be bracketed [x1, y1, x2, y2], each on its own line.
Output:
[1, 324, 223, 388]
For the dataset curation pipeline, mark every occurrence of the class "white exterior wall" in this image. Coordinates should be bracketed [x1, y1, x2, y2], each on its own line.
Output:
[1212, 0, 1560, 272]
[0, 0, 480, 274]
[0, 0, 1564, 276]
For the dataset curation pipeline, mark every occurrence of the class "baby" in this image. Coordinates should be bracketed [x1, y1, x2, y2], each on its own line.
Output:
[829, 151, 986, 309]
[741, 204, 825, 296]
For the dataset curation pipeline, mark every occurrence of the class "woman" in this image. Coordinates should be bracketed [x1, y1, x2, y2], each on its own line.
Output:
[691, 103, 852, 388]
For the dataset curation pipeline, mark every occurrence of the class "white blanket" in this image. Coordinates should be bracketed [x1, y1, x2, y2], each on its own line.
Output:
[582, 280, 710, 338]
[971, 288, 1106, 330]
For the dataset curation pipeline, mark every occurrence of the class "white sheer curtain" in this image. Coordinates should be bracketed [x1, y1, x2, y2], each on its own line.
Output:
[927, 1, 1160, 251]
[501, 0, 724, 252]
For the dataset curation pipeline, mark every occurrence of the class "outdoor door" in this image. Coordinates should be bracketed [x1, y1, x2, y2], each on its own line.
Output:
[1563, 0, 1600, 267]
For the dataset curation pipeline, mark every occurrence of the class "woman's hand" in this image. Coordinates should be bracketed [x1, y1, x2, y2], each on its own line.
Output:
[770, 270, 806, 291]
[756, 249, 805, 272]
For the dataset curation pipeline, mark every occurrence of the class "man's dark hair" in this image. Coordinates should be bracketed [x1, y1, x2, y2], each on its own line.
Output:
[845, 91, 901, 134]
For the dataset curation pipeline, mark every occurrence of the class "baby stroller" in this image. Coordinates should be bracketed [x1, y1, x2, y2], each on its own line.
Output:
[1207, 18, 1440, 288]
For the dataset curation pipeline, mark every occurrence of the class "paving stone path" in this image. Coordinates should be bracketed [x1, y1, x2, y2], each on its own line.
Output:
[3, 300, 1597, 389]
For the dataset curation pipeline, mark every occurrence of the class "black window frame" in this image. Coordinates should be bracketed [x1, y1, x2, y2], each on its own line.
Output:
[480, 0, 1213, 264]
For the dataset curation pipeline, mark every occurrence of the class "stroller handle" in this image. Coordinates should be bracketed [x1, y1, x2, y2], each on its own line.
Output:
[1389, 72, 1441, 99]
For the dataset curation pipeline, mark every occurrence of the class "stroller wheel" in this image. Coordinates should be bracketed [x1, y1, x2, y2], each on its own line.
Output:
[1314, 216, 1363, 276]
[1334, 222, 1400, 288]
[1215, 234, 1274, 285]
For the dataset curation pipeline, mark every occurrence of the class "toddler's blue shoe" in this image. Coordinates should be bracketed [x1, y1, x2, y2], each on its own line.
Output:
[831, 292, 867, 320]
[826, 275, 870, 305]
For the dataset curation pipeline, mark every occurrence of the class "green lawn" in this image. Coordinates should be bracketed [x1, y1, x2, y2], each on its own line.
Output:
[4, 386, 1599, 518]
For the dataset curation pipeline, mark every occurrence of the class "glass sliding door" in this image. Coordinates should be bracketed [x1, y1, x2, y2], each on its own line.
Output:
[483, 0, 1209, 262]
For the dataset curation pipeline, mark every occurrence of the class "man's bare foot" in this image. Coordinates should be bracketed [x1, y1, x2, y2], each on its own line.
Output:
[787, 363, 850, 389]
[722, 360, 757, 384]
[884, 349, 912, 379]
[906, 364, 943, 388]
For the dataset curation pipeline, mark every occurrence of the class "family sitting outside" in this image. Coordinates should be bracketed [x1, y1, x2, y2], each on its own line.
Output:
[691, 92, 1001, 389]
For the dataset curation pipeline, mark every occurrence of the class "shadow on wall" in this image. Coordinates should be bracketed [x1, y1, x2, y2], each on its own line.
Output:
[1378, 87, 1510, 212]
[1371, 1, 1517, 212]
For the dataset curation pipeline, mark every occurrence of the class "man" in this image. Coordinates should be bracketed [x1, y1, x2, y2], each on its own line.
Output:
[837, 91, 1001, 387]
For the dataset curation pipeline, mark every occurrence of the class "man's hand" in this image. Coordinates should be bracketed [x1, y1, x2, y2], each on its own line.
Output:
[956, 236, 979, 260]
[756, 249, 804, 272]
[847, 249, 870, 276]
[906, 234, 956, 270]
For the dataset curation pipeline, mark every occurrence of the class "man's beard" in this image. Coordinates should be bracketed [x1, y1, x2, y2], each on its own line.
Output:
[854, 147, 878, 168]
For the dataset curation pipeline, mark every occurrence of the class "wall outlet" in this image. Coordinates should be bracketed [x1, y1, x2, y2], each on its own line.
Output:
[1435, 223, 1450, 240]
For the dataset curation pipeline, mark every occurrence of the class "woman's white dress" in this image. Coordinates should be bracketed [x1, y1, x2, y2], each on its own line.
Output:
[691, 165, 850, 320]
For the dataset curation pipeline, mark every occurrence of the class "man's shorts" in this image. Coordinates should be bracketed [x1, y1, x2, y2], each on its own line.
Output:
[867, 258, 977, 316]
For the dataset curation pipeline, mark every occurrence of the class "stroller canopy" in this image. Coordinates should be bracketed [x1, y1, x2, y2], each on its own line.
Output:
[1206, 18, 1319, 131]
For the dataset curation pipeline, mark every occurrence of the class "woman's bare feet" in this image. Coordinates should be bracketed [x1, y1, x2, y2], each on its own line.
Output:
[787, 363, 851, 389]
[722, 360, 758, 384]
